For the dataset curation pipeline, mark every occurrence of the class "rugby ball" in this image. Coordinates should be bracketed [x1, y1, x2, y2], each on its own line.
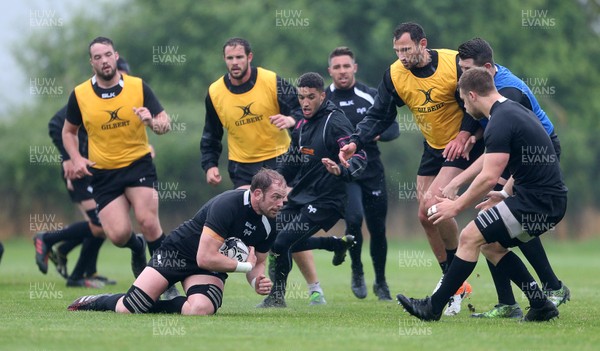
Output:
[219, 237, 249, 262]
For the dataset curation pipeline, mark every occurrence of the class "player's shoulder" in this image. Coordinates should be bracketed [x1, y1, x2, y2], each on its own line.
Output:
[212, 189, 247, 207]
[353, 81, 377, 99]
[491, 99, 529, 123]
[257, 66, 276, 76]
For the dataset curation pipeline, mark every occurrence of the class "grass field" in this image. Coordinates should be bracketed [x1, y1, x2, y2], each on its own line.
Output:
[0, 236, 599, 351]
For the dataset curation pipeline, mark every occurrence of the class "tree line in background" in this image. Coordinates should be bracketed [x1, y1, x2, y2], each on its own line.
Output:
[1, 0, 599, 238]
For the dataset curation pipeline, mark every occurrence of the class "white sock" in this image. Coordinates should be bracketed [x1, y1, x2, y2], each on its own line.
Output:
[308, 282, 323, 294]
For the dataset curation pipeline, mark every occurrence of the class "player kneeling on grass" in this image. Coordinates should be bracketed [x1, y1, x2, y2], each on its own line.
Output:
[68, 169, 285, 315]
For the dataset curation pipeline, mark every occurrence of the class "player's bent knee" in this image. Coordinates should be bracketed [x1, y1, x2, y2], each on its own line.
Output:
[137, 216, 159, 232]
[458, 230, 473, 246]
[417, 209, 430, 225]
[185, 297, 215, 315]
[122, 285, 156, 313]
[186, 284, 223, 315]
[480, 243, 509, 264]
[458, 226, 482, 249]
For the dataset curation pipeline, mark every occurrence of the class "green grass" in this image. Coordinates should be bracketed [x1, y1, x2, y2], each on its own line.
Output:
[1, 237, 599, 351]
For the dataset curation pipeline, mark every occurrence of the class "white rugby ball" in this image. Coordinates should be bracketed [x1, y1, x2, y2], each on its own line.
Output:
[219, 237, 249, 262]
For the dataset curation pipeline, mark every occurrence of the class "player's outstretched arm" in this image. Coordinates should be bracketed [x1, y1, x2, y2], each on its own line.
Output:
[338, 142, 357, 168]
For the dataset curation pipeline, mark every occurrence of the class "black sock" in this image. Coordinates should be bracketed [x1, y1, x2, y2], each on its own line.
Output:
[271, 251, 291, 299]
[445, 248, 457, 267]
[150, 296, 187, 314]
[348, 231, 364, 274]
[290, 236, 334, 252]
[69, 236, 98, 280]
[486, 259, 516, 305]
[370, 233, 387, 284]
[148, 233, 166, 257]
[84, 237, 105, 277]
[124, 233, 144, 253]
[43, 221, 93, 247]
[439, 261, 449, 274]
[496, 251, 546, 309]
[58, 237, 83, 256]
[94, 293, 125, 311]
[431, 256, 477, 314]
[519, 237, 561, 290]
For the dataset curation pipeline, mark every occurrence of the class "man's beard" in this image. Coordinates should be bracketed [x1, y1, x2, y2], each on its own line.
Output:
[230, 66, 248, 80]
[97, 67, 117, 81]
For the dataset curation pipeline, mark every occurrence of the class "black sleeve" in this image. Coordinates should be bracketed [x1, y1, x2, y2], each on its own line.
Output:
[66, 91, 83, 126]
[378, 119, 400, 141]
[277, 122, 302, 183]
[203, 196, 237, 239]
[499, 87, 533, 110]
[48, 106, 70, 160]
[142, 81, 164, 116]
[351, 70, 403, 150]
[484, 120, 512, 154]
[329, 112, 367, 181]
[367, 84, 399, 142]
[276, 75, 303, 122]
[200, 93, 224, 171]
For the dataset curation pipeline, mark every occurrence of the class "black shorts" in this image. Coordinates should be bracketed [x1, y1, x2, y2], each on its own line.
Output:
[228, 158, 278, 189]
[280, 204, 341, 233]
[63, 173, 94, 203]
[147, 234, 227, 287]
[90, 153, 157, 211]
[474, 193, 567, 248]
[417, 138, 485, 176]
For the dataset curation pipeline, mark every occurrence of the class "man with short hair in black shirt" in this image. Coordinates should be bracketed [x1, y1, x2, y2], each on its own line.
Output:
[440, 38, 569, 318]
[397, 67, 567, 322]
[326, 46, 399, 300]
[68, 168, 285, 315]
[257, 72, 367, 308]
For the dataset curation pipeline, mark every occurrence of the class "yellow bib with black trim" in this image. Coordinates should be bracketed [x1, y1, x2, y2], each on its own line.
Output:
[208, 67, 291, 163]
[74, 74, 151, 169]
[390, 49, 463, 149]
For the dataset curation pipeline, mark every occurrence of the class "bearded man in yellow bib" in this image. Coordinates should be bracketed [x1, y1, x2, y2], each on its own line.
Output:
[63, 37, 171, 280]
[201, 38, 326, 306]
[339, 23, 483, 315]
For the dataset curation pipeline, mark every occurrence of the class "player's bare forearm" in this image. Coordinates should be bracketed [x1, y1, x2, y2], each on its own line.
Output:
[150, 111, 171, 135]
[454, 153, 507, 211]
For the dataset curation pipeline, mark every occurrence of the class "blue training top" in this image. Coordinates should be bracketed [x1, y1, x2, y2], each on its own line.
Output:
[478, 64, 554, 136]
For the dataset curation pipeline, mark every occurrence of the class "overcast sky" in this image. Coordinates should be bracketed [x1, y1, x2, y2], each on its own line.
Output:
[0, 0, 108, 116]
